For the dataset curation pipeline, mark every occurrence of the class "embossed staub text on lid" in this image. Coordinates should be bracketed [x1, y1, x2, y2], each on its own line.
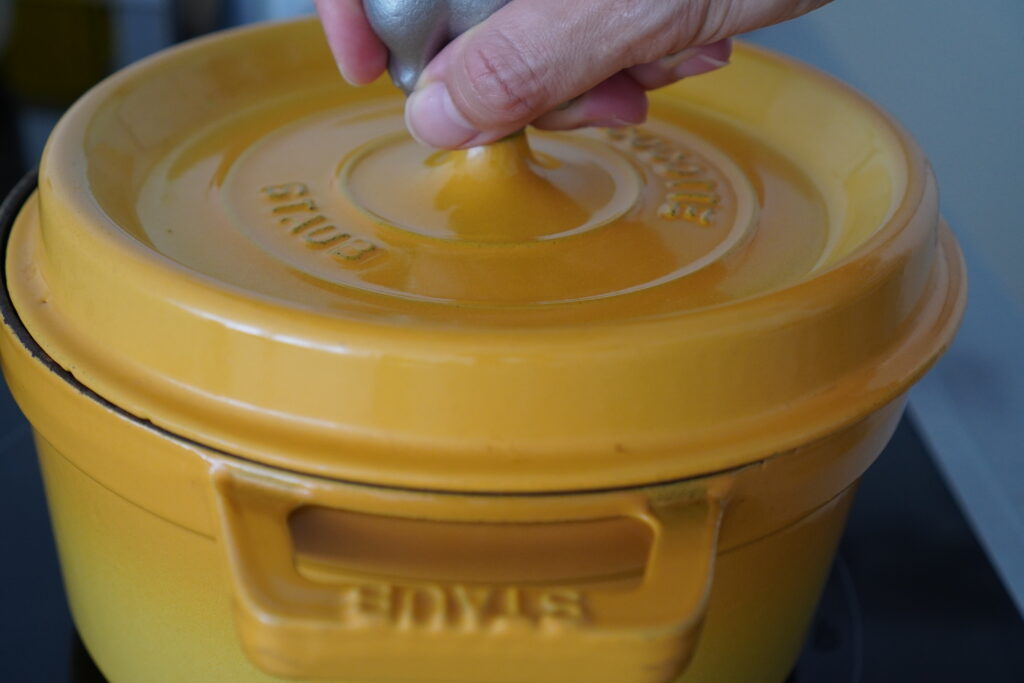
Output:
[210, 100, 759, 306]
[261, 181, 382, 266]
[607, 126, 720, 226]
[135, 87, 839, 315]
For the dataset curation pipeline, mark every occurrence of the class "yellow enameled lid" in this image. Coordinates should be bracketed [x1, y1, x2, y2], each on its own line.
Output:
[7, 18, 964, 491]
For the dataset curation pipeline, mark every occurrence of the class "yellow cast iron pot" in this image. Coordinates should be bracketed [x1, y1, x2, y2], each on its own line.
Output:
[0, 18, 964, 683]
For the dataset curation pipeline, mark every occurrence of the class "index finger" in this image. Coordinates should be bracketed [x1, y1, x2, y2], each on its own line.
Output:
[315, 0, 389, 85]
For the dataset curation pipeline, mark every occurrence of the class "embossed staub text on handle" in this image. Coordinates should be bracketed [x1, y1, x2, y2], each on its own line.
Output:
[261, 182, 383, 265]
[335, 582, 588, 632]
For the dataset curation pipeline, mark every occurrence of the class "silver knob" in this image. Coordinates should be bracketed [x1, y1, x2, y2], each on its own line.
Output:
[363, 0, 512, 93]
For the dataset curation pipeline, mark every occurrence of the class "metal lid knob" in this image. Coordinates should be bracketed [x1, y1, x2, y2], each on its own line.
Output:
[363, 0, 512, 93]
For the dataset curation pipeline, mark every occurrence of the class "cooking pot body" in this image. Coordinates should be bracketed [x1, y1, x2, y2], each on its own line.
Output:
[0, 15, 968, 682]
[1, 266, 900, 682]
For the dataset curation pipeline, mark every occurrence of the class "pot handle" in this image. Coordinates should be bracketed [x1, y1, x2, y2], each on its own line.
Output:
[212, 465, 727, 683]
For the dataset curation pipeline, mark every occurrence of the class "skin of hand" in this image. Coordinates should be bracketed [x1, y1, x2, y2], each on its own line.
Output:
[315, 0, 832, 148]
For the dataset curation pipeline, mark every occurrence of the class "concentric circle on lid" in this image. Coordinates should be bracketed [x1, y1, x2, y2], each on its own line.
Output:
[161, 100, 760, 307]
[8, 18, 965, 491]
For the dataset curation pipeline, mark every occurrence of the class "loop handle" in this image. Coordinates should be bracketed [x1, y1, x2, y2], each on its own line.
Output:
[213, 465, 727, 683]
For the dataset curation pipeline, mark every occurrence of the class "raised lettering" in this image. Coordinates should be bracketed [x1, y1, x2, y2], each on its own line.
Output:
[304, 225, 351, 248]
[345, 583, 392, 626]
[504, 587, 522, 616]
[606, 128, 722, 226]
[452, 586, 494, 631]
[333, 583, 593, 633]
[668, 179, 716, 192]
[260, 182, 393, 267]
[488, 587, 533, 632]
[658, 201, 683, 220]
[332, 238, 379, 264]
[668, 191, 718, 206]
[539, 589, 587, 624]
[272, 198, 318, 214]
[289, 215, 326, 234]
[396, 585, 447, 631]
[681, 205, 714, 226]
[631, 131, 662, 150]
[652, 148, 685, 163]
[261, 182, 308, 201]
[658, 162, 703, 178]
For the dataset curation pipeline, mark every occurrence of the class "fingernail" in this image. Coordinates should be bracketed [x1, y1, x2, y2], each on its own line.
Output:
[659, 47, 700, 71]
[405, 81, 480, 148]
[335, 65, 359, 87]
[674, 53, 730, 79]
[556, 95, 584, 112]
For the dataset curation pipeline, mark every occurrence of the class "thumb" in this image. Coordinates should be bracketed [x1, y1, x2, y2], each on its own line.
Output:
[406, 0, 665, 148]
[404, 0, 832, 148]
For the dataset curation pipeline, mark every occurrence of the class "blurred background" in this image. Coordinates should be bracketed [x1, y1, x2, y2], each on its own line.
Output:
[0, 1, 1021, 681]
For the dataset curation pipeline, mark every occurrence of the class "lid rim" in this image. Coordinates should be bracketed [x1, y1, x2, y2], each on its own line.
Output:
[6, 187, 966, 491]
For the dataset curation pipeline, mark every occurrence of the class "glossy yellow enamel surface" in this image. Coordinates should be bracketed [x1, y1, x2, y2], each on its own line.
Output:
[2, 308, 895, 681]
[11, 18, 965, 492]
[1, 15, 966, 683]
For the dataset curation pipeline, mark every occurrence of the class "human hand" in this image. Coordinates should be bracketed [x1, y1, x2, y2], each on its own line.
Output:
[315, 0, 831, 148]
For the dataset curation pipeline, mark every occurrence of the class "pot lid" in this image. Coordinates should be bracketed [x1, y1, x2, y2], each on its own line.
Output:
[7, 18, 965, 492]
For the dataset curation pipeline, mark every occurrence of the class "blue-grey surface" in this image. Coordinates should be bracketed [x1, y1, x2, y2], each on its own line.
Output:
[744, 0, 1024, 617]
[225, 0, 314, 25]
[110, 1, 174, 69]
